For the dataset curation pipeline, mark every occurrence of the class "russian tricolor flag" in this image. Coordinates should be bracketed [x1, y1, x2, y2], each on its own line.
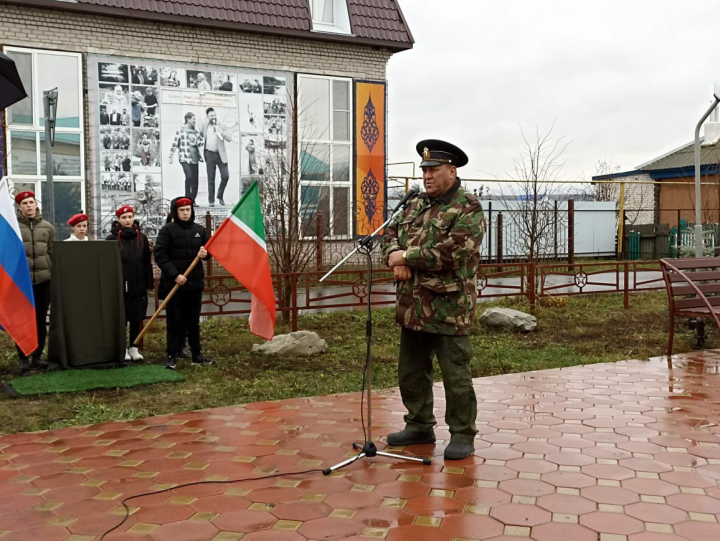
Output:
[0, 177, 37, 356]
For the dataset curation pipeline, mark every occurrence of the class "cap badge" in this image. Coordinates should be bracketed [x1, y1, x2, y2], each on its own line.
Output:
[422, 147, 431, 161]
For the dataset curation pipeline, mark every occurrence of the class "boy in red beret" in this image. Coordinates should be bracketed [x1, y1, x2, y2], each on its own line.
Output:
[66, 213, 89, 241]
[14, 191, 54, 372]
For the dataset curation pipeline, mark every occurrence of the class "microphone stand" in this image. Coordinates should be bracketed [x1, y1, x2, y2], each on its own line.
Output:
[319, 195, 431, 475]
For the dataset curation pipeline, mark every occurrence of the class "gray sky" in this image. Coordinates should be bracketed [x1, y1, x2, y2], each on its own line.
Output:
[387, 0, 720, 187]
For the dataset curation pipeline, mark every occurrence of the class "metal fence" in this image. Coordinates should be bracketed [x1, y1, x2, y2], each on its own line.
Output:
[149, 261, 666, 332]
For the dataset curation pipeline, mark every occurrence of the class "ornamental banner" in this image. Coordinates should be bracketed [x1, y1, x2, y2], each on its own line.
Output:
[354, 80, 386, 237]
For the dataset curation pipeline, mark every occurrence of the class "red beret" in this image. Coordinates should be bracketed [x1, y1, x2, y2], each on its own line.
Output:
[115, 205, 134, 218]
[14, 191, 35, 205]
[67, 213, 89, 227]
[175, 198, 193, 208]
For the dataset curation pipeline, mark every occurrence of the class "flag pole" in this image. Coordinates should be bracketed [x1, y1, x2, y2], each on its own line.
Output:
[134, 255, 202, 345]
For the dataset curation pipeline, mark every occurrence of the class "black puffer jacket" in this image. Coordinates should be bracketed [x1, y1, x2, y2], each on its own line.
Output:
[154, 198, 210, 298]
[106, 220, 153, 296]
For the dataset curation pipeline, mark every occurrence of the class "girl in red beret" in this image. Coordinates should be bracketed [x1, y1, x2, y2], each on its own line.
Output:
[66, 213, 90, 241]
[106, 206, 153, 362]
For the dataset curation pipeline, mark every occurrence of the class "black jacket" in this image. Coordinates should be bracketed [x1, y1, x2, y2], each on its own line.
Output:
[154, 199, 210, 297]
[106, 220, 153, 297]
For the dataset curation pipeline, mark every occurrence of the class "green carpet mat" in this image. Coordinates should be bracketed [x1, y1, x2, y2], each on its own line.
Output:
[5, 365, 185, 396]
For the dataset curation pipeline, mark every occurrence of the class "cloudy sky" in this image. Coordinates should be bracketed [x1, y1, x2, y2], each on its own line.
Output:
[387, 0, 720, 187]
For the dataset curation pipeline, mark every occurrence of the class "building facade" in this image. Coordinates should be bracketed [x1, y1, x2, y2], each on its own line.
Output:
[1, 0, 412, 240]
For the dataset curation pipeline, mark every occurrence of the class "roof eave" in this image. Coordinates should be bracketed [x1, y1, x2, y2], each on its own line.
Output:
[2, 0, 414, 53]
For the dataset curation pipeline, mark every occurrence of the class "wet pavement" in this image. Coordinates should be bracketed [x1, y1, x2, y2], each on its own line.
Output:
[1, 351, 720, 540]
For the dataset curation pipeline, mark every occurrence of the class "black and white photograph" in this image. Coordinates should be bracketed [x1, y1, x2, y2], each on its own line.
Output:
[100, 127, 131, 150]
[131, 129, 161, 171]
[187, 70, 213, 91]
[264, 114, 288, 136]
[241, 134, 264, 176]
[133, 173, 162, 199]
[239, 92, 263, 133]
[212, 72, 236, 92]
[239, 75, 263, 93]
[130, 65, 159, 86]
[99, 83, 130, 119]
[101, 151, 132, 173]
[263, 76, 286, 95]
[160, 67, 186, 88]
[98, 62, 129, 84]
[263, 95, 287, 115]
[101, 172, 134, 194]
[131, 87, 160, 127]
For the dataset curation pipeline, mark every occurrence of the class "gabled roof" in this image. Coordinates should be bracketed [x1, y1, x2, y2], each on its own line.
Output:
[6, 0, 414, 51]
[637, 138, 720, 171]
[592, 137, 720, 181]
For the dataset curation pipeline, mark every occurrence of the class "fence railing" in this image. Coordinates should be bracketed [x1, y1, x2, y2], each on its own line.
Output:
[151, 261, 666, 331]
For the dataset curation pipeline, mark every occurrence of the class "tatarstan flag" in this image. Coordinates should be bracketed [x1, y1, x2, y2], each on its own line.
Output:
[205, 181, 275, 340]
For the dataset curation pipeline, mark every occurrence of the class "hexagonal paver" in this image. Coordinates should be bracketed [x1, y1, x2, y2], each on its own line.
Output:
[545, 452, 595, 467]
[536, 494, 596, 515]
[622, 478, 680, 497]
[131, 503, 196, 524]
[299, 517, 364, 540]
[498, 478, 555, 497]
[323, 490, 383, 510]
[212, 509, 278, 532]
[149, 520, 219, 541]
[542, 471, 595, 489]
[454, 487, 512, 507]
[440, 514, 504, 539]
[490, 503, 551, 527]
[666, 493, 720, 514]
[674, 521, 720, 541]
[404, 496, 464, 517]
[581, 485, 640, 505]
[660, 471, 716, 488]
[506, 459, 557, 474]
[533, 522, 597, 541]
[354, 506, 415, 528]
[582, 463, 635, 481]
[271, 500, 331, 521]
[625, 502, 688, 524]
[465, 465, 517, 481]
[580, 512, 644, 535]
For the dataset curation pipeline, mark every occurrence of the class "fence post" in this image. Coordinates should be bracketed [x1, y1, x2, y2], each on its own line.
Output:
[568, 199, 575, 272]
[496, 212, 503, 272]
[528, 263, 536, 310]
[205, 211, 214, 276]
[554, 200, 559, 260]
[316, 212, 324, 271]
[487, 201, 493, 265]
[624, 261, 630, 309]
[291, 273, 298, 332]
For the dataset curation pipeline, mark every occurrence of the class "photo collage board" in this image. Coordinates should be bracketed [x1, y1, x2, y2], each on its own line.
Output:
[88, 55, 292, 238]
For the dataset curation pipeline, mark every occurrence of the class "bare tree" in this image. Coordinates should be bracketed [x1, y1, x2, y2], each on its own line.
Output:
[501, 124, 571, 262]
[252, 83, 352, 319]
[593, 158, 621, 202]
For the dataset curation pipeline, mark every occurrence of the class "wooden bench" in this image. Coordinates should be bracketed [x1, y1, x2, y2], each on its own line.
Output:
[660, 257, 720, 356]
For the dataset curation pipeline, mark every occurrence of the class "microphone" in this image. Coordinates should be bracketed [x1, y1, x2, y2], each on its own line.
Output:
[392, 185, 420, 213]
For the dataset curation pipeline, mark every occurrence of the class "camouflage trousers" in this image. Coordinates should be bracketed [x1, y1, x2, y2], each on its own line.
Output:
[398, 327, 478, 444]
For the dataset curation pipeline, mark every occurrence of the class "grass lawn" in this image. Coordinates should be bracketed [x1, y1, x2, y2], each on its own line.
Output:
[0, 291, 712, 435]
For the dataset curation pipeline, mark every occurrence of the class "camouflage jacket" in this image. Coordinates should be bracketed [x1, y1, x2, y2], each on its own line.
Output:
[381, 180, 485, 335]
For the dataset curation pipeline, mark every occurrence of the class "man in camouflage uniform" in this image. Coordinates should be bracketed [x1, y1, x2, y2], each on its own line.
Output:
[381, 139, 485, 460]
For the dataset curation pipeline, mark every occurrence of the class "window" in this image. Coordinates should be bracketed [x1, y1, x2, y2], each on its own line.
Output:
[298, 75, 352, 238]
[3, 47, 85, 232]
[310, 0, 351, 35]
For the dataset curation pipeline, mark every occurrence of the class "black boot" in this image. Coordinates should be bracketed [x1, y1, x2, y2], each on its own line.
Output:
[386, 428, 436, 447]
[31, 356, 49, 370]
[191, 354, 215, 366]
[165, 356, 177, 370]
[178, 347, 189, 359]
[18, 358, 30, 375]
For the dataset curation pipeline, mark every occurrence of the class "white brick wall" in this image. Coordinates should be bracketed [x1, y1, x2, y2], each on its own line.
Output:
[595, 173, 655, 225]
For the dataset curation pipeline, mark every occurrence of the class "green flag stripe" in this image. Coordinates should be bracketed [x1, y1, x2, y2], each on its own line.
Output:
[231, 181, 265, 243]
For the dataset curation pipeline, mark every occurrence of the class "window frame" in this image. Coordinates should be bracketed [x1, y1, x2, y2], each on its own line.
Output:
[2, 46, 86, 210]
[297, 73, 353, 239]
[309, 0, 352, 35]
